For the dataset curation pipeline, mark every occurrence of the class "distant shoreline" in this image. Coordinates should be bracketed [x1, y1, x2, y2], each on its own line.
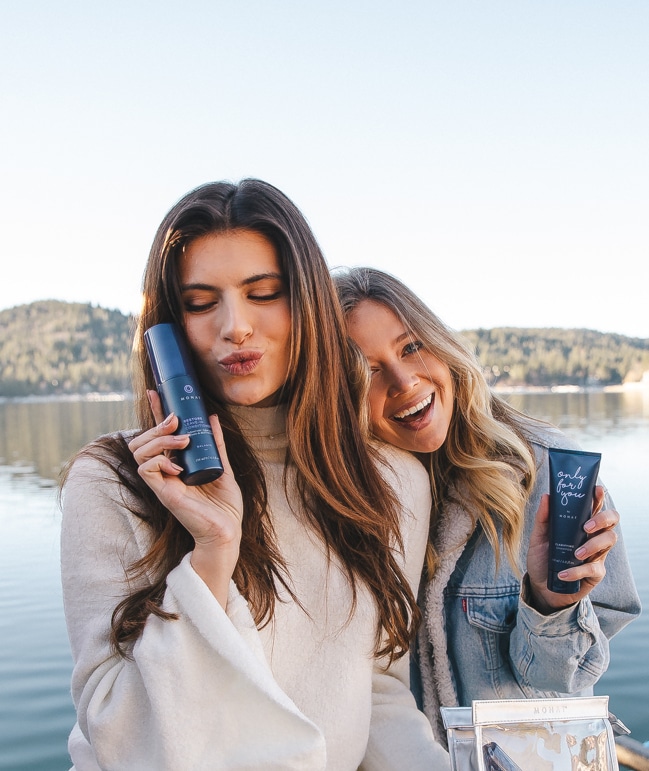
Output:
[494, 382, 649, 395]
[0, 391, 133, 404]
[2, 381, 649, 405]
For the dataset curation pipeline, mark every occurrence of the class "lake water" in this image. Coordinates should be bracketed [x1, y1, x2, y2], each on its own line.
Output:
[0, 391, 647, 770]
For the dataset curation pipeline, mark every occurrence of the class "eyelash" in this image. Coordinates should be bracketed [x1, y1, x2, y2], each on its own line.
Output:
[183, 291, 283, 313]
[368, 340, 424, 376]
[403, 340, 423, 356]
[183, 301, 213, 313]
[249, 291, 283, 302]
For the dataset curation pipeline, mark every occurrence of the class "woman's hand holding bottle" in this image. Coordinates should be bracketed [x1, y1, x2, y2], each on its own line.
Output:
[526, 487, 619, 613]
[128, 390, 244, 607]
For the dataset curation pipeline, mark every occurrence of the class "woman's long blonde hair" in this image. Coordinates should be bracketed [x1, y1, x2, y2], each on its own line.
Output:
[334, 266, 537, 576]
[62, 182, 419, 662]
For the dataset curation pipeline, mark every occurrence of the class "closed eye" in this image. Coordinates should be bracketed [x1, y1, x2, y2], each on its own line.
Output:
[184, 300, 216, 313]
[248, 290, 284, 302]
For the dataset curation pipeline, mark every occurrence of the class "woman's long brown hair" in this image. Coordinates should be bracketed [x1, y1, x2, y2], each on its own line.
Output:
[61, 180, 419, 663]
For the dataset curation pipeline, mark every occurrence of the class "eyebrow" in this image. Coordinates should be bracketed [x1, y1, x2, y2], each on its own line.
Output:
[365, 331, 415, 365]
[181, 272, 284, 292]
[394, 330, 417, 346]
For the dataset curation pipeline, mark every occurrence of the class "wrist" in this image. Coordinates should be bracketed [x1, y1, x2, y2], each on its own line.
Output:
[190, 544, 239, 609]
[523, 573, 567, 616]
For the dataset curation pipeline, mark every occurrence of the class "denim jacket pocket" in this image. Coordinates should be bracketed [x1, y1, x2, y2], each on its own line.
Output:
[462, 591, 560, 698]
[460, 590, 526, 696]
[464, 591, 518, 636]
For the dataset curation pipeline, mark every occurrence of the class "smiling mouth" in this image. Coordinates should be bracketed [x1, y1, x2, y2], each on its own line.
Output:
[393, 394, 433, 423]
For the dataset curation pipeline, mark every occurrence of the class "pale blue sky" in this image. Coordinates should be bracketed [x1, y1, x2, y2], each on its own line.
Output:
[2, 1, 647, 336]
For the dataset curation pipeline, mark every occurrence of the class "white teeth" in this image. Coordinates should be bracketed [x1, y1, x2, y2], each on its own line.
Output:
[394, 394, 432, 420]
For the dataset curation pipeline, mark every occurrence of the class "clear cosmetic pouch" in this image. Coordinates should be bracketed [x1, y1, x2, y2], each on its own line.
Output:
[441, 705, 477, 771]
[441, 696, 627, 771]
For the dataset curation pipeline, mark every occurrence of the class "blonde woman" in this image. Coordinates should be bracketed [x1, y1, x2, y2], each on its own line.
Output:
[334, 266, 640, 744]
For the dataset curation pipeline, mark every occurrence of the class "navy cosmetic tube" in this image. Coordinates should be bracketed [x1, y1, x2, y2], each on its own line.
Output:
[547, 447, 601, 594]
[144, 323, 224, 486]
[482, 742, 523, 771]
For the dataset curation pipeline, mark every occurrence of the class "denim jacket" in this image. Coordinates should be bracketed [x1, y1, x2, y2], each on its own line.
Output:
[415, 420, 641, 744]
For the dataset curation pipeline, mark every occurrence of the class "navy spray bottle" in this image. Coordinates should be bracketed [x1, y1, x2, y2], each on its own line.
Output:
[144, 322, 224, 486]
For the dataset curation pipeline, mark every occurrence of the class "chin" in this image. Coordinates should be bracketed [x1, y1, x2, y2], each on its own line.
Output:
[383, 432, 418, 455]
[232, 391, 284, 408]
[394, 429, 445, 456]
[223, 392, 264, 407]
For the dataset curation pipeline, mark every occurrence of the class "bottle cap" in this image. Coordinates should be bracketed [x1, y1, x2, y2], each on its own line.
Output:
[144, 323, 196, 385]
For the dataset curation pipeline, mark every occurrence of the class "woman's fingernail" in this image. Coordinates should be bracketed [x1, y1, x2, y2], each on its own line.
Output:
[162, 412, 175, 426]
[575, 546, 587, 559]
[584, 520, 596, 532]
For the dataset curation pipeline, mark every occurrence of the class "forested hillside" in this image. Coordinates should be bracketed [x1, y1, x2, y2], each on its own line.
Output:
[0, 301, 134, 397]
[1, 301, 648, 397]
[463, 327, 649, 388]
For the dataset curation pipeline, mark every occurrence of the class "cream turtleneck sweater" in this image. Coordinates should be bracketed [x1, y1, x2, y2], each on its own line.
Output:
[61, 405, 449, 770]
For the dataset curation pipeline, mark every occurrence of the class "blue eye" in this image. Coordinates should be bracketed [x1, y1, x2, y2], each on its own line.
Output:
[403, 340, 423, 356]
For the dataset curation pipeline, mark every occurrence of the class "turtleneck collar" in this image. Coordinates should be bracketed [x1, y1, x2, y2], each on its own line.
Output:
[228, 404, 289, 461]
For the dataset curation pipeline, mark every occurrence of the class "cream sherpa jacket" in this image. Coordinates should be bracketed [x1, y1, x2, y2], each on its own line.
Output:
[61, 404, 450, 770]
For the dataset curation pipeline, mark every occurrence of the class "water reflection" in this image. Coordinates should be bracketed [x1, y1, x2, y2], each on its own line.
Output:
[506, 389, 649, 438]
[1, 390, 648, 483]
[0, 390, 647, 769]
[0, 397, 137, 481]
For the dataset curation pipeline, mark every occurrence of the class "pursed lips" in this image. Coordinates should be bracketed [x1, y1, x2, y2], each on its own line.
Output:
[218, 350, 263, 376]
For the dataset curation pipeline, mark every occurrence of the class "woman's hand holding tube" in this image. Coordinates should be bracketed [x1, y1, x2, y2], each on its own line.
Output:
[525, 487, 619, 614]
[127, 390, 244, 608]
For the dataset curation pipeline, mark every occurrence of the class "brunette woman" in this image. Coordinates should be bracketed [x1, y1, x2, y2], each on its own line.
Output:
[60, 182, 448, 769]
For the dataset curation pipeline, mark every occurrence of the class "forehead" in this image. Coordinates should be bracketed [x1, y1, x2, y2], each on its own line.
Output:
[180, 230, 280, 281]
[347, 300, 409, 355]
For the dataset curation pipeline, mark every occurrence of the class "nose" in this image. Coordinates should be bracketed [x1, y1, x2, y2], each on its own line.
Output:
[219, 296, 253, 345]
[385, 364, 419, 398]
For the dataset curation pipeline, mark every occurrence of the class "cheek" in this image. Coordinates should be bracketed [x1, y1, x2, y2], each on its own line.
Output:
[276, 307, 292, 346]
[182, 319, 212, 364]
[178, 317, 194, 344]
[367, 384, 388, 425]
[437, 363, 454, 395]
